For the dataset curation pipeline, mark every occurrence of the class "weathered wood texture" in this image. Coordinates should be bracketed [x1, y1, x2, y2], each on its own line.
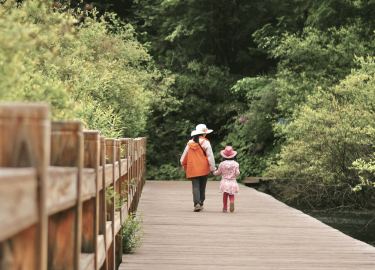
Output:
[121, 181, 375, 270]
[49, 121, 83, 270]
[0, 103, 146, 270]
[82, 131, 100, 270]
[0, 103, 49, 270]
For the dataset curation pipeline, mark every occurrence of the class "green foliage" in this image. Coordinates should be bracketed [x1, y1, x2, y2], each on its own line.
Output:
[131, 0, 304, 74]
[122, 213, 142, 254]
[0, 0, 162, 137]
[4, 0, 375, 211]
[105, 186, 122, 211]
[266, 57, 375, 208]
[352, 154, 375, 192]
[304, 0, 375, 30]
[147, 164, 185, 180]
[223, 76, 278, 178]
[256, 24, 375, 117]
[145, 62, 237, 178]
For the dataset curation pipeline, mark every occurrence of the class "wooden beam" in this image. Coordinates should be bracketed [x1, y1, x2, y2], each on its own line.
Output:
[82, 131, 100, 270]
[0, 103, 50, 270]
[99, 136, 108, 270]
[0, 168, 37, 241]
[105, 139, 116, 270]
[49, 121, 83, 270]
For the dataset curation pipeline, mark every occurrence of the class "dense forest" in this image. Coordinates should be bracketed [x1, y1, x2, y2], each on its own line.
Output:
[1, 0, 374, 212]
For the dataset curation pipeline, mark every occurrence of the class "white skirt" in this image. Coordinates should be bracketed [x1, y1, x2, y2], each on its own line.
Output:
[219, 178, 239, 195]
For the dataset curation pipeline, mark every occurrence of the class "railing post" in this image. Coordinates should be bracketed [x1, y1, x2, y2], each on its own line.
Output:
[0, 103, 147, 270]
[0, 103, 50, 270]
[49, 121, 83, 270]
[99, 136, 108, 270]
[83, 131, 100, 270]
[130, 139, 135, 212]
[119, 139, 130, 218]
[105, 139, 116, 270]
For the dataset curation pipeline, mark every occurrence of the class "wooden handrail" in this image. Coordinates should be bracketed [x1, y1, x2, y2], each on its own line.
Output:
[0, 103, 147, 270]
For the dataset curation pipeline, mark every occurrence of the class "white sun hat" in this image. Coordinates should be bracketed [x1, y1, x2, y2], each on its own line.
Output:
[190, 124, 213, 136]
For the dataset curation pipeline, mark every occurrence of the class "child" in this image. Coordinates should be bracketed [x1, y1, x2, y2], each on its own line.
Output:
[213, 146, 240, 212]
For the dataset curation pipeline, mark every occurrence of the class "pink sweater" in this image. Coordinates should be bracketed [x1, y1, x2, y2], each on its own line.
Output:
[213, 160, 240, 180]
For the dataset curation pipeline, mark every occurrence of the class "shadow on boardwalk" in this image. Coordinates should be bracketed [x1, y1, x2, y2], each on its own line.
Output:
[120, 181, 375, 270]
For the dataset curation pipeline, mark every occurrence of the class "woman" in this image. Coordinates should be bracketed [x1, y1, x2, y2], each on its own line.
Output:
[180, 124, 216, 212]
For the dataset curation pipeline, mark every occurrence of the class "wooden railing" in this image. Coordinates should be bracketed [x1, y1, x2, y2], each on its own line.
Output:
[0, 103, 146, 270]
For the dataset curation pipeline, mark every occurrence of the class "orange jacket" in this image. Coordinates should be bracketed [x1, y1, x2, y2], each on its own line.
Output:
[181, 140, 210, 179]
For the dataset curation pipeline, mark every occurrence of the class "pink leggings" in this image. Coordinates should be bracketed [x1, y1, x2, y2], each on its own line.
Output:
[223, 192, 234, 209]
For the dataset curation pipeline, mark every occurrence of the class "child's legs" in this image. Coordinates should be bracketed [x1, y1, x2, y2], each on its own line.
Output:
[229, 194, 235, 212]
[223, 192, 229, 209]
[229, 194, 235, 204]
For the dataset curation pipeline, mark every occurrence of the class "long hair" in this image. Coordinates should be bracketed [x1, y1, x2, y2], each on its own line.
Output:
[192, 134, 200, 143]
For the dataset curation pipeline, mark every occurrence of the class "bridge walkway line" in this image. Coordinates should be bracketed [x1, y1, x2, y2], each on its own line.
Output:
[120, 180, 375, 270]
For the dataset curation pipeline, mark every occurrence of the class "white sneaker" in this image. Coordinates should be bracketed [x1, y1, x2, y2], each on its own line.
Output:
[194, 204, 201, 212]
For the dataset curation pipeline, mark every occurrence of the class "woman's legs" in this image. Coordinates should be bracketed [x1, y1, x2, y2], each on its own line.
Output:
[191, 178, 201, 207]
[191, 176, 208, 211]
[198, 176, 207, 206]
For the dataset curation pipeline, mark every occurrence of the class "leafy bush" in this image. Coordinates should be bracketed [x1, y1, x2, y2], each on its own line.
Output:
[147, 164, 185, 180]
[145, 62, 236, 178]
[266, 57, 375, 208]
[223, 76, 279, 179]
[0, 0, 164, 137]
[122, 213, 142, 254]
[352, 153, 375, 195]
[255, 24, 374, 117]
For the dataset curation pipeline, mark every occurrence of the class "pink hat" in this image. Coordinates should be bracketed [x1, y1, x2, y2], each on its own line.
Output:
[220, 146, 237, 159]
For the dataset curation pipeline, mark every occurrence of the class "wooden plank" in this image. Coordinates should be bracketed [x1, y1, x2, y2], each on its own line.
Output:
[242, 176, 274, 184]
[121, 139, 130, 212]
[81, 198, 96, 255]
[114, 161, 120, 182]
[106, 222, 113, 249]
[47, 167, 77, 215]
[0, 168, 37, 241]
[121, 181, 375, 270]
[48, 209, 76, 269]
[114, 140, 123, 270]
[0, 103, 50, 270]
[98, 167, 104, 191]
[83, 131, 100, 169]
[120, 159, 128, 176]
[82, 168, 96, 200]
[80, 253, 95, 270]
[105, 139, 116, 270]
[99, 137, 108, 270]
[83, 130, 100, 270]
[97, 235, 106, 269]
[104, 164, 113, 187]
[114, 212, 121, 235]
[121, 205, 128, 225]
[106, 243, 115, 270]
[99, 139, 107, 237]
[50, 121, 83, 270]
[0, 225, 38, 270]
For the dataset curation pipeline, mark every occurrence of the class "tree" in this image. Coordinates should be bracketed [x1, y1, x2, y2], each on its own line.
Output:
[266, 57, 375, 208]
[0, 0, 163, 137]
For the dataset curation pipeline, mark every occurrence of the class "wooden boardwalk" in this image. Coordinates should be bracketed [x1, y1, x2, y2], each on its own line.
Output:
[120, 181, 375, 270]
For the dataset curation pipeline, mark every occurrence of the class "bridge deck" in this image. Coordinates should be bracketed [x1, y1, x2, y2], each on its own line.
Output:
[120, 181, 375, 270]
